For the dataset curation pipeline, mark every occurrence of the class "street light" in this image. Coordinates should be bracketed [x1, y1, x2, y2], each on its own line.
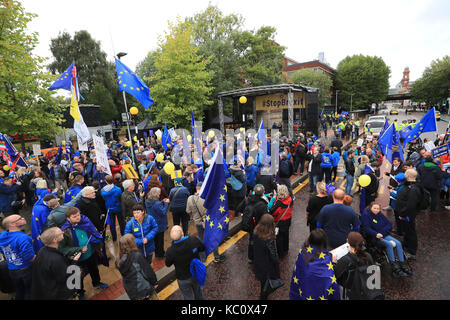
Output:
[350, 93, 355, 112]
[335, 90, 339, 114]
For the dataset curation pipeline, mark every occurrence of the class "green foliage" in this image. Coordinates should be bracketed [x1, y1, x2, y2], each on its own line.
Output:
[0, 0, 64, 140]
[149, 20, 214, 128]
[232, 26, 285, 87]
[88, 83, 117, 123]
[336, 54, 390, 110]
[410, 56, 450, 106]
[290, 69, 333, 107]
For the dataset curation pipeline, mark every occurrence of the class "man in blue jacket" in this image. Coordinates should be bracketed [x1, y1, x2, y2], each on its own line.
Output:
[101, 175, 125, 242]
[0, 214, 35, 300]
[31, 193, 56, 253]
[169, 178, 191, 236]
[0, 177, 22, 218]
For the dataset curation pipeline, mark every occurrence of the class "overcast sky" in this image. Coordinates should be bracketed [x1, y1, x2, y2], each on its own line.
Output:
[21, 0, 450, 88]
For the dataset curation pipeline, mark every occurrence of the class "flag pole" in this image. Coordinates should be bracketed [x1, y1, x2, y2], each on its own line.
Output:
[121, 91, 137, 169]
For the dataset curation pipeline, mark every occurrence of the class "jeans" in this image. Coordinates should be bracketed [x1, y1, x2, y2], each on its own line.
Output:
[379, 235, 404, 262]
[426, 188, 439, 211]
[345, 173, 354, 195]
[9, 266, 32, 300]
[195, 224, 219, 262]
[109, 210, 126, 242]
[154, 231, 165, 258]
[308, 173, 319, 192]
[177, 277, 204, 300]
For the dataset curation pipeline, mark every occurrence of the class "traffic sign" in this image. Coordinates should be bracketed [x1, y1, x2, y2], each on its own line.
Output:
[122, 112, 130, 122]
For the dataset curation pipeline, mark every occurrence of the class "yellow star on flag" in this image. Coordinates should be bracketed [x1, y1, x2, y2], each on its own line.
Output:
[327, 261, 334, 270]
[319, 295, 327, 300]
[330, 275, 337, 284]
[306, 296, 314, 300]
[219, 194, 225, 202]
[219, 206, 225, 214]
[306, 246, 313, 253]
[319, 252, 326, 259]
[327, 287, 335, 295]
[209, 221, 214, 228]
[293, 276, 299, 284]
[218, 223, 223, 230]
[299, 248, 302, 254]
[298, 288, 302, 296]
[223, 185, 227, 192]
[206, 215, 210, 221]
[224, 217, 230, 224]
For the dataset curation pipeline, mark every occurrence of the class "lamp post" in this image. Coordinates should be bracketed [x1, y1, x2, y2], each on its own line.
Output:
[350, 93, 354, 112]
[117, 52, 137, 168]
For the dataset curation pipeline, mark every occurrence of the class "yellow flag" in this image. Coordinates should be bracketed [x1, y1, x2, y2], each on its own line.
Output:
[70, 86, 81, 122]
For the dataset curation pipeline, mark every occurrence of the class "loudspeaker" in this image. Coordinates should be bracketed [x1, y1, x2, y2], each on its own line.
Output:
[305, 92, 319, 136]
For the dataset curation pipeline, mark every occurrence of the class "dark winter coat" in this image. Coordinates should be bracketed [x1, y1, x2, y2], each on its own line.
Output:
[253, 236, 280, 283]
[117, 250, 157, 300]
[78, 197, 104, 232]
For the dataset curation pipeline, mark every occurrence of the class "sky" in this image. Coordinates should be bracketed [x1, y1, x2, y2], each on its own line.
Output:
[21, 0, 450, 88]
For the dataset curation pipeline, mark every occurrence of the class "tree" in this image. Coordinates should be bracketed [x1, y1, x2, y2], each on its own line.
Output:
[149, 20, 214, 128]
[0, 0, 64, 149]
[410, 56, 450, 106]
[335, 54, 390, 110]
[233, 26, 285, 87]
[290, 69, 333, 107]
[48, 30, 121, 123]
[88, 83, 117, 123]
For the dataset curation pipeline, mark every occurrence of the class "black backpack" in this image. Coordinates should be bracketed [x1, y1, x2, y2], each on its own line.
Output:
[343, 256, 384, 300]
[241, 203, 256, 232]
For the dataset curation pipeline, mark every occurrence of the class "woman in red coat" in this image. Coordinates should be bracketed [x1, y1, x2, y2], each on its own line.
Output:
[269, 184, 293, 258]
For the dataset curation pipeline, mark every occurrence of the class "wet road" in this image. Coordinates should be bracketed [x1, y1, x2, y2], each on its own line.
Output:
[165, 109, 450, 300]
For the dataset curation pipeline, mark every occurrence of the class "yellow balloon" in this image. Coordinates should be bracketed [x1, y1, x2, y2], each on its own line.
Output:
[61, 140, 66, 146]
[358, 174, 371, 187]
[164, 161, 175, 175]
[133, 136, 137, 142]
[155, 153, 164, 162]
[239, 96, 247, 104]
[129, 107, 139, 115]
[208, 131, 215, 138]
[126, 141, 132, 147]
[187, 135, 192, 142]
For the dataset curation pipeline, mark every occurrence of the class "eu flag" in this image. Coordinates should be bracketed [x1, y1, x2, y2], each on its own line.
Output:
[289, 244, 340, 300]
[115, 58, 154, 109]
[399, 125, 413, 141]
[48, 63, 74, 91]
[53, 145, 63, 165]
[378, 120, 389, 141]
[378, 123, 404, 163]
[402, 107, 437, 148]
[161, 123, 172, 151]
[199, 147, 229, 256]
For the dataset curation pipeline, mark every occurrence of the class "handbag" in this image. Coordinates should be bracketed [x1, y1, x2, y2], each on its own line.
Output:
[230, 175, 243, 191]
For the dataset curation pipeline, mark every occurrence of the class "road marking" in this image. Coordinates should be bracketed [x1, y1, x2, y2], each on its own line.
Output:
[293, 179, 309, 194]
[158, 230, 248, 300]
[339, 179, 347, 189]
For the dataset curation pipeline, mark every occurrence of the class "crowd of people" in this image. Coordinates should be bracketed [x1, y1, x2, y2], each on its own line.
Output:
[0, 110, 448, 300]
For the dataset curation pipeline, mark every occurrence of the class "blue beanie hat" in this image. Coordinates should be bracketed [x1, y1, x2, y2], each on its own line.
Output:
[395, 173, 405, 182]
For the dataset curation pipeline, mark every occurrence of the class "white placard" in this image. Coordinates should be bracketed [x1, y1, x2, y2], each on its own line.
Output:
[424, 141, 436, 152]
[155, 129, 162, 137]
[32, 144, 41, 155]
[168, 128, 177, 140]
[93, 135, 111, 175]
[330, 243, 350, 261]
[77, 135, 89, 151]
[357, 138, 364, 147]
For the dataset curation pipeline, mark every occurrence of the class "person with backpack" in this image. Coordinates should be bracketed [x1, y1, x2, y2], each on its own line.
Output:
[44, 188, 86, 230]
[333, 231, 383, 300]
[395, 169, 425, 260]
[417, 156, 445, 213]
[278, 152, 294, 198]
[242, 184, 269, 263]
[116, 233, 159, 300]
[306, 147, 322, 193]
[293, 141, 307, 176]
[269, 184, 293, 259]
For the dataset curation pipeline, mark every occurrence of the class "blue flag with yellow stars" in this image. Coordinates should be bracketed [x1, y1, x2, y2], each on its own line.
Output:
[402, 107, 437, 148]
[289, 244, 340, 300]
[115, 58, 154, 109]
[48, 63, 74, 91]
[378, 123, 404, 163]
[199, 147, 229, 256]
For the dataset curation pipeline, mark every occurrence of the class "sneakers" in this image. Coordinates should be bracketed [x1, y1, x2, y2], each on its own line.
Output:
[214, 255, 226, 263]
[404, 252, 416, 261]
[94, 282, 109, 290]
